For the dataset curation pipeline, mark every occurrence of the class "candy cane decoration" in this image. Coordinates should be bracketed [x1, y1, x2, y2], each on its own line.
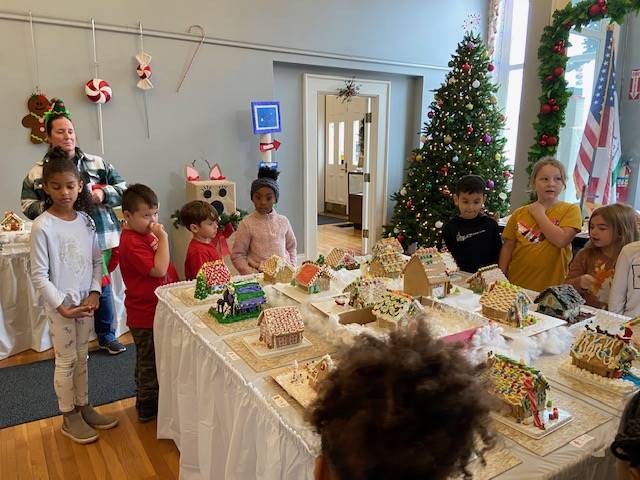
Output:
[135, 21, 153, 138]
[523, 376, 544, 430]
[85, 18, 110, 154]
[176, 25, 205, 93]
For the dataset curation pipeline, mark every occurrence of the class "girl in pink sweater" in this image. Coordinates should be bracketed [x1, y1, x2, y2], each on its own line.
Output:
[231, 167, 297, 274]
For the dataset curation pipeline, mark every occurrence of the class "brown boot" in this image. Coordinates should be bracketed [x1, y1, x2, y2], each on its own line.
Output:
[79, 405, 119, 430]
[61, 411, 98, 444]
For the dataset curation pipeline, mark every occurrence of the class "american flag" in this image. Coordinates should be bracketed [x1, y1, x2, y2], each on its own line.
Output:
[573, 26, 621, 205]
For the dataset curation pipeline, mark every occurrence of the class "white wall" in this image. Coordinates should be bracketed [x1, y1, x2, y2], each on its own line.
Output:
[1, 0, 486, 252]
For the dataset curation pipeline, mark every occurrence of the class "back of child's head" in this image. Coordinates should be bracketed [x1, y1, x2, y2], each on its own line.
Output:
[529, 156, 567, 190]
[122, 184, 158, 213]
[42, 146, 92, 212]
[612, 391, 640, 470]
[589, 203, 639, 251]
[250, 166, 280, 202]
[456, 175, 486, 195]
[179, 200, 219, 230]
[308, 317, 495, 480]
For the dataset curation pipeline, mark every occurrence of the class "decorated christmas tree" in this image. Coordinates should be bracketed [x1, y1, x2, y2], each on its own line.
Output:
[194, 271, 209, 300]
[385, 31, 512, 249]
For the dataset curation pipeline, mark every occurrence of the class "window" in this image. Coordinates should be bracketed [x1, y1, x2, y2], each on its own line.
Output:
[495, 0, 530, 169]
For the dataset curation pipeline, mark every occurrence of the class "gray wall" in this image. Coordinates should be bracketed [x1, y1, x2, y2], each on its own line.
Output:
[1, 0, 486, 252]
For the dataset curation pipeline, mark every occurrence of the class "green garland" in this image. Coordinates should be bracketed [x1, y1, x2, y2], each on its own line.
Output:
[526, 0, 640, 175]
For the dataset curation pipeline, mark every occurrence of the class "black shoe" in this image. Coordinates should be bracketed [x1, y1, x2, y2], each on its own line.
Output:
[137, 398, 157, 423]
[99, 339, 126, 355]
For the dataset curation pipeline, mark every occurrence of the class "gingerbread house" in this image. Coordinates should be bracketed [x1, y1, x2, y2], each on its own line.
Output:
[479, 281, 535, 328]
[570, 325, 638, 378]
[534, 285, 585, 323]
[194, 260, 231, 299]
[402, 247, 456, 298]
[487, 353, 549, 428]
[343, 278, 387, 309]
[210, 280, 266, 323]
[308, 354, 335, 392]
[260, 255, 295, 284]
[1, 211, 25, 232]
[325, 247, 359, 270]
[372, 237, 404, 256]
[294, 263, 332, 294]
[258, 306, 305, 349]
[467, 264, 507, 294]
[372, 290, 418, 330]
[368, 251, 406, 279]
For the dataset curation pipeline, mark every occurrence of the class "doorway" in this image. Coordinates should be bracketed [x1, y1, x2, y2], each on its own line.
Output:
[303, 74, 390, 259]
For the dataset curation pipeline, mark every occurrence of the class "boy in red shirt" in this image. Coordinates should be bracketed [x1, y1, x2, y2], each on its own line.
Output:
[119, 184, 179, 422]
[180, 200, 233, 279]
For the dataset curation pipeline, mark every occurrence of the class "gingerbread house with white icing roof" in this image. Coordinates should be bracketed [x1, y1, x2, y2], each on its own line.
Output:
[372, 237, 403, 256]
[343, 278, 387, 309]
[467, 264, 507, 294]
[258, 306, 305, 349]
[194, 260, 231, 299]
[325, 247, 359, 270]
[570, 325, 638, 378]
[1, 211, 25, 232]
[368, 251, 406, 279]
[260, 255, 295, 284]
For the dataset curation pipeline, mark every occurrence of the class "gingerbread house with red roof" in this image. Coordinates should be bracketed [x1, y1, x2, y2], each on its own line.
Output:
[258, 306, 305, 349]
[194, 260, 231, 299]
[294, 263, 332, 294]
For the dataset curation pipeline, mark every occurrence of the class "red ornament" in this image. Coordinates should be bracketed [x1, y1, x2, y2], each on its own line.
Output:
[601, 4, 607, 13]
[406, 199, 414, 209]
[462, 63, 471, 73]
[552, 105, 560, 112]
[545, 75, 554, 83]
[397, 233, 405, 243]
[487, 63, 495, 72]
[554, 67, 565, 77]
[541, 104, 551, 114]
[547, 136, 558, 146]
[503, 171, 513, 178]
[441, 165, 449, 175]
[589, 4, 601, 16]
[539, 140, 548, 146]
[467, 126, 474, 134]
[548, 98, 557, 105]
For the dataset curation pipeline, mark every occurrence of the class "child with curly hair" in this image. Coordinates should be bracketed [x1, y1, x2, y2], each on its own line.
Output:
[231, 167, 297, 274]
[308, 318, 495, 480]
[611, 391, 640, 480]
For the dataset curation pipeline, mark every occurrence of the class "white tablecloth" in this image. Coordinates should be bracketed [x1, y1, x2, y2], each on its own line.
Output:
[154, 281, 622, 480]
[0, 247, 128, 359]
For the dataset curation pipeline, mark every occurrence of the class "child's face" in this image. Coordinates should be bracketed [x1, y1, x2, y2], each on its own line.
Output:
[589, 214, 614, 249]
[191, 218, 218, 240]
[453, 192, 485, 220]
[43, 172, 83, 210]
[534, 165, 564, 203]
[252, 187, 276, 214]
[124, 202, 159, 235]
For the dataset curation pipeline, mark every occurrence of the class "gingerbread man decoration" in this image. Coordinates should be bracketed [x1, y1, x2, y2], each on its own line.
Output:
[21, 94, 51, 144]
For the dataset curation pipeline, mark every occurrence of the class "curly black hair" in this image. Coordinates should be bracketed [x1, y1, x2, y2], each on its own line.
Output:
[42, 146, 93, 214]
[612, 391, 640, 468]
[308, 317, 496, 480]
[257, 165, 280, 181]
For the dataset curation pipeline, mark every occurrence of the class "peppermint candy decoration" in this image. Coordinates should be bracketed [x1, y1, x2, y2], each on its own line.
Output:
[85, 78, 112, 104]
[135, 52, 154, 90]
[137, 64, 152, 80]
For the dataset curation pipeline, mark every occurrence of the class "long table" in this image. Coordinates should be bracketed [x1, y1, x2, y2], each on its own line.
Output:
[154, 278, 623, 480]
[0, 245, 128, 359]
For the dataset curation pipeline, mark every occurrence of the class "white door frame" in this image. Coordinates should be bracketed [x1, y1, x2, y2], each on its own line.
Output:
[303, 74, 390, 259]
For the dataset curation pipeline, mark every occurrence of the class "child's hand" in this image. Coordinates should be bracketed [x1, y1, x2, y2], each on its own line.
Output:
[57, 304, 93, 319]
[527, 202, 546, 219]
[579, 274, 596, 291]
[149, 222, 167, 239]
[81, 291, 100, 311]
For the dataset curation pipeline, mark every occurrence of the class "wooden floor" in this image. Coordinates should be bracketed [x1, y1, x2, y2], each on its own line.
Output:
[317, 222, 362, 257]
[0, 333, 180, 480]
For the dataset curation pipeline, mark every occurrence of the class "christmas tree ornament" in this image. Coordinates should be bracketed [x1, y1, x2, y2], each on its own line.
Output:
[467, 126, 474, 134]
[462, 63, 471, 72]
[415, 154, 423, 161]
[495, 153, 502, 160]
[428, 111, 434, 118]
[420, 135, 428, 143]
[547, 136, 558, 146]
[466, 41, 475, 49]
[490, 95, 498, 104]
[452, 155, 459, 163]
[393, 227, 399, 234]
[487, 63, 495, 72]
[554, 67, 565, 77]
[499, 192, 508, 200]
[475, 148, 482, 156]
[482, 133, 492, 144]
[472, 79, 481, 88]
[466, 103, 474, 110]
[503, 171, 513, 178]
[444, 135, 452, 144]
[400, 187, 406, 196]
[435, 221, 443, 229]
[486, 179, 495, 189]
[448, 77, 457, 85]
[540, 104, 552, 114]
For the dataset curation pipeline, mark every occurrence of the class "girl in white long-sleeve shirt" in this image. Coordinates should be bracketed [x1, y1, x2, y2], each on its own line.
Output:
[30, 147, 118, 444]
[609, 241, 640, 317]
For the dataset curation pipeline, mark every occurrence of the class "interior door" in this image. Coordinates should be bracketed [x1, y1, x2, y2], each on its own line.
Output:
[325, 96, 368, 211]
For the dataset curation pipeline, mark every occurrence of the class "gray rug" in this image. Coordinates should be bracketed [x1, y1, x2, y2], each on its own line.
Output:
[318, 214, 348, 225]
[0, 346, 136, 428]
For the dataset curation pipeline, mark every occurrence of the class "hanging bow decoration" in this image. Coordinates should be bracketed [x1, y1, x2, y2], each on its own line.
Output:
[135, 52, 153, 90]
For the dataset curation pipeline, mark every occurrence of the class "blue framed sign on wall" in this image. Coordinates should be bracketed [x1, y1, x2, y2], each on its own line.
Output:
[250, 101, 281, 134]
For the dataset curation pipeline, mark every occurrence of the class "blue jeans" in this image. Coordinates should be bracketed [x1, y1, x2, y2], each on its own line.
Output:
[95, 283, 116, 345]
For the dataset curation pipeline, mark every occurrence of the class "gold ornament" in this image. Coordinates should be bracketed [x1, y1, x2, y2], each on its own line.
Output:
[444, 135, 452, 144]
[466, 103, 474, 110]
[495, 153, 502, 160]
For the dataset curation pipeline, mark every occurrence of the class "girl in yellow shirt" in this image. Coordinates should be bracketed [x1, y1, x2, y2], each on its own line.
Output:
[499, 157, 582, 292]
